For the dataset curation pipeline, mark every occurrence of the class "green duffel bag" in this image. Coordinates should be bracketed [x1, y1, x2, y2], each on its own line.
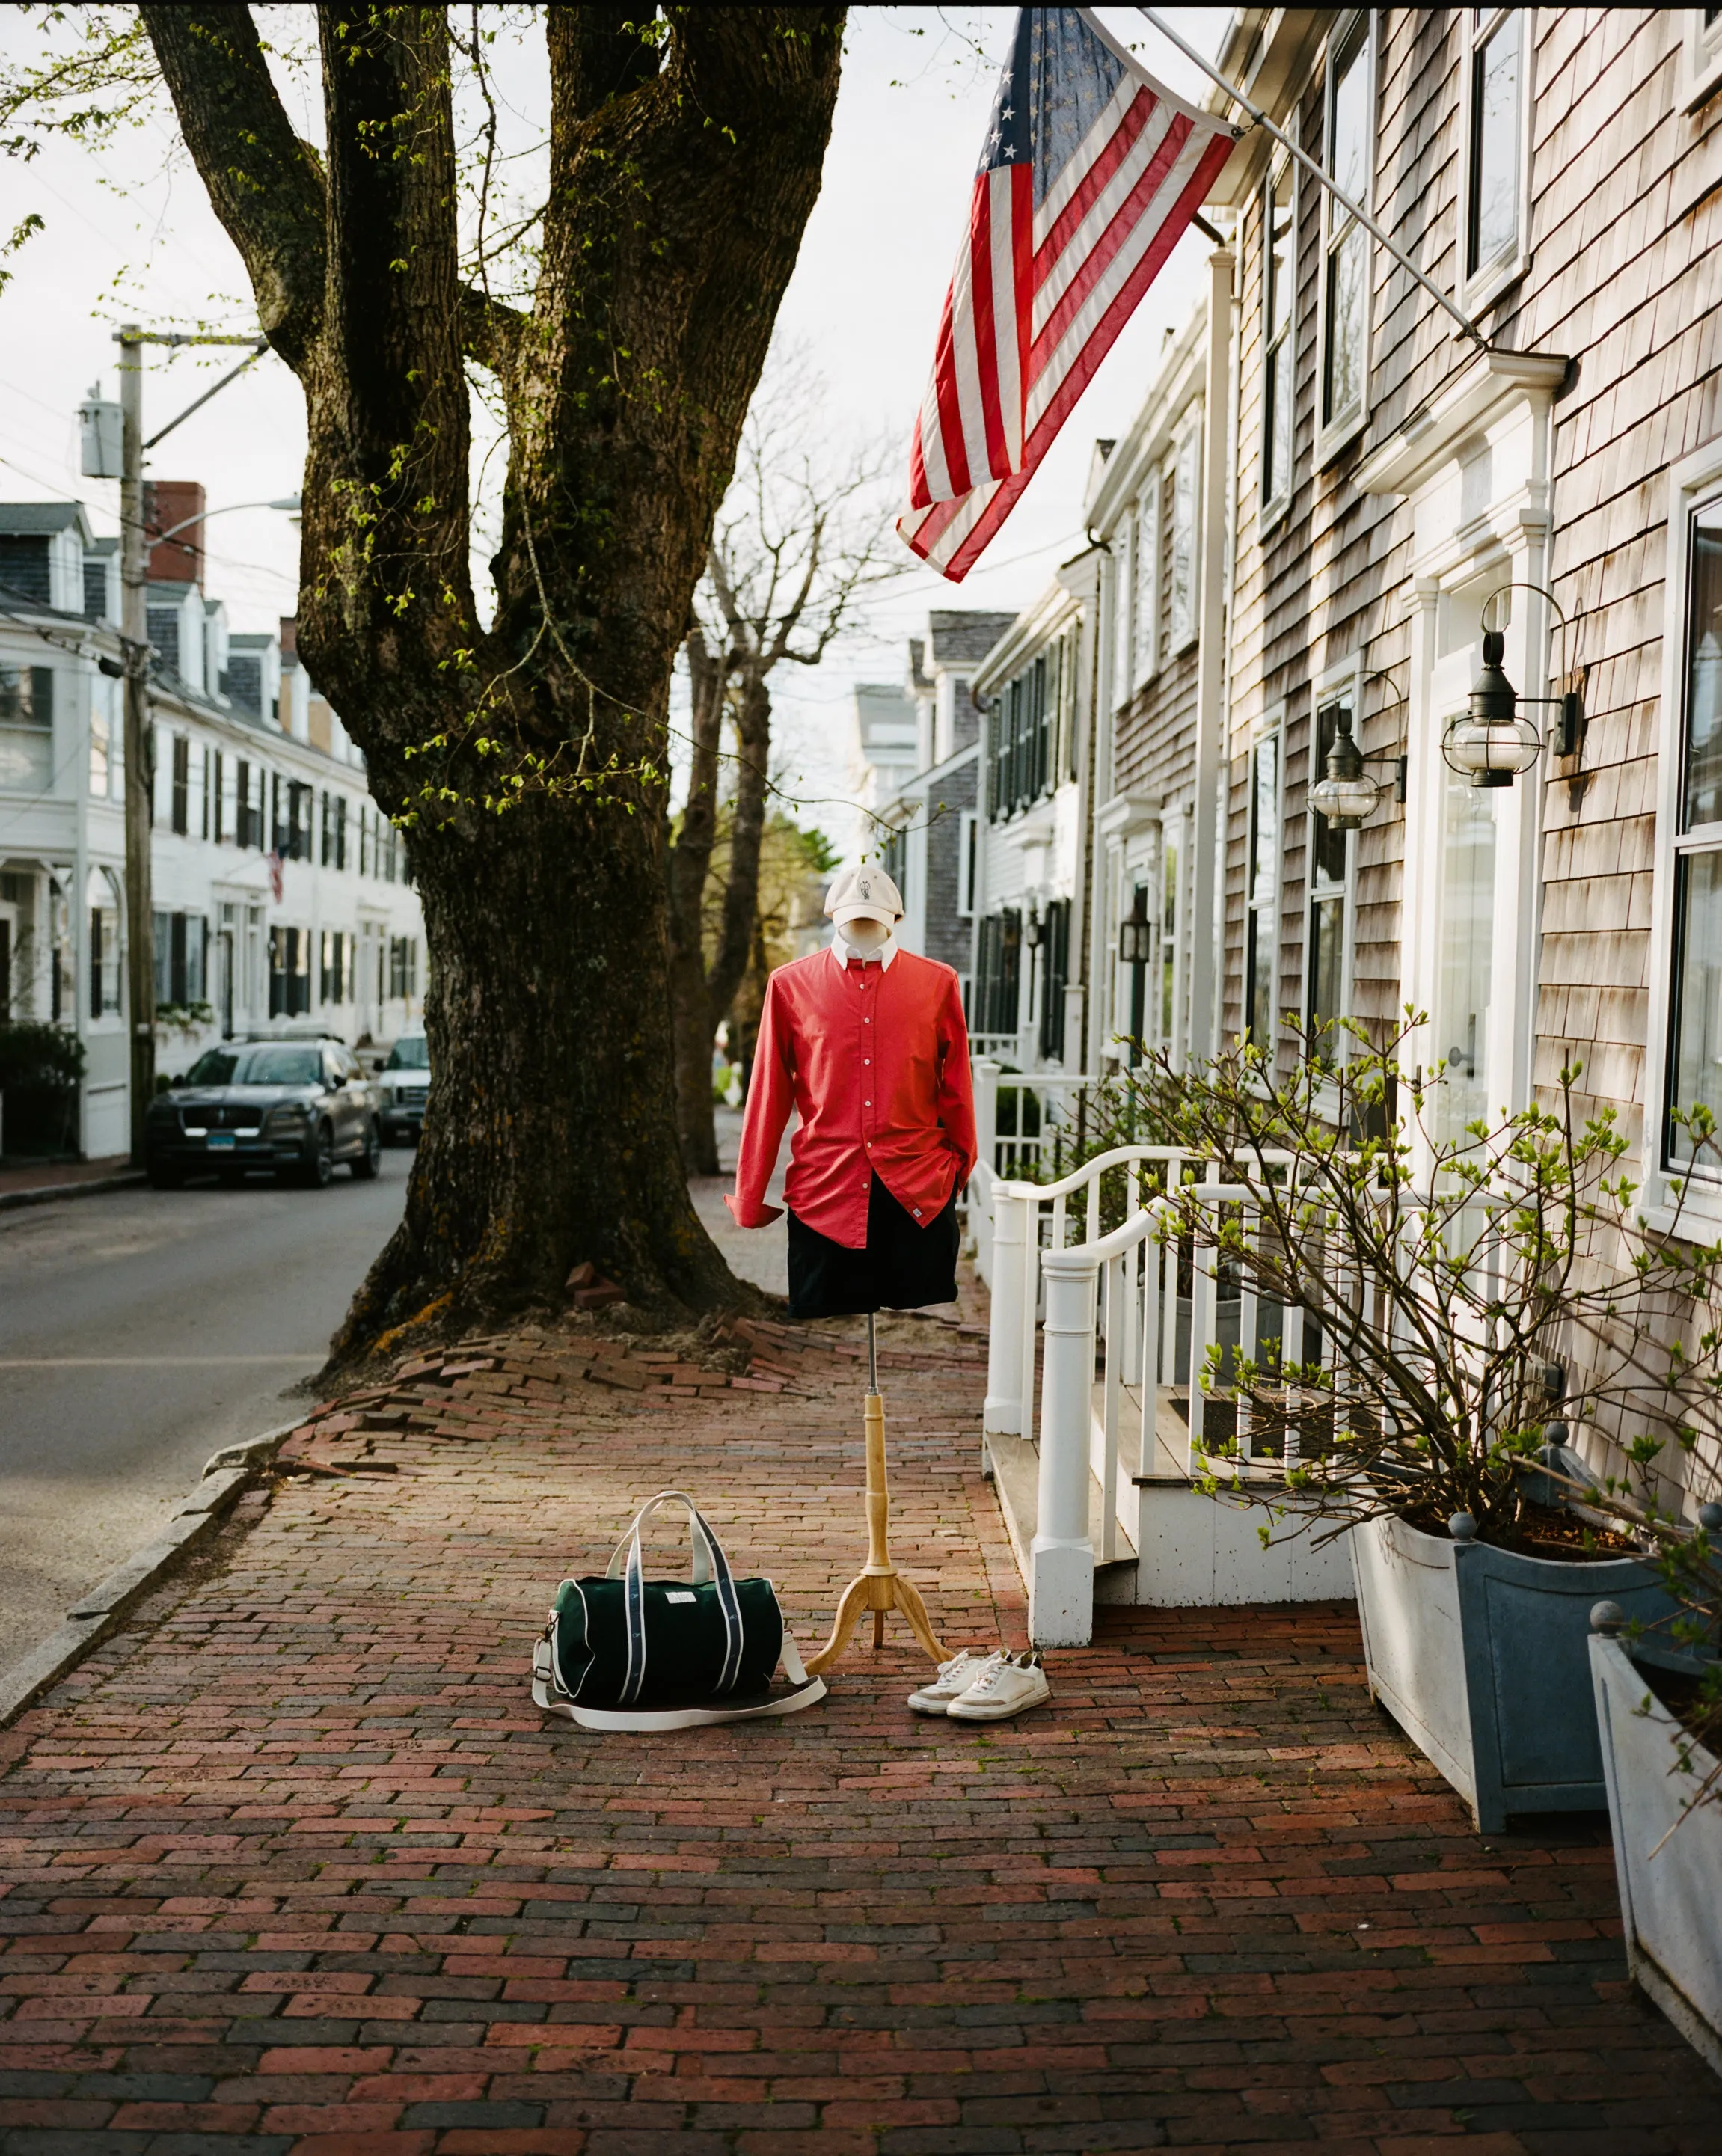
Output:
[530, 1489, 825, 1731]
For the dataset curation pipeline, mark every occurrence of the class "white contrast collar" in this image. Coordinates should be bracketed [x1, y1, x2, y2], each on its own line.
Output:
[830, 929, 899, 972]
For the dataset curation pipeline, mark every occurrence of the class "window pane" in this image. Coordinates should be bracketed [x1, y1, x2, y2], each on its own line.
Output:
[1324, 221, 1367, 421]
[1266, 337, 1293, 505]
[0, 667, 52, 790]
[1160, 836, 1180, 1044]
[1682, 509, 1722, 829]
[1469, 10, 1521, 272]
[1112, 520, 1134, 711]
[1308, 893, 1345, 1050]
[1168, 433, 1197, 645]
[1249, 735, 1279, 902]
[1248, 910, 1275, 1045]
[1435, 771, 1495, 1142]
[1267, 170, 1293, 342]
[1329, 27, 1369, 199]
[1132, 500, 1156, 684]
[1668, 849, 1722, 1172]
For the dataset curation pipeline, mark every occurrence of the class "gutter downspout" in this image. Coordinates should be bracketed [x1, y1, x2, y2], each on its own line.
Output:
[1186, 247, 1234, 1065]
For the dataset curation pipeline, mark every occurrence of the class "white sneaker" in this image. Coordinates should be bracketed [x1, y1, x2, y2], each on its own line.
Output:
[906, 1648, 1004, 1716]
[946, 1650, 1050, 1721]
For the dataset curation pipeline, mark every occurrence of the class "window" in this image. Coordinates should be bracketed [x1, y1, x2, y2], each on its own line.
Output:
[1131, 495, 1157, 686]
[210, 750, 224, 842]
[1307, 696, 1356, 1062]
[171, 735, 189, 834]
[1321, 16, 1371, 435]
[989, 656, 1050, 820]
[1680, 7, 1722, 108]
[88, 875, 120, 1018]
[359, 804, 373, 876]
[1112, 516, 1135, 711]
[974, 910, 1021, 1037]
[389, 934, 420, 1002]
[268, 925, 311, 1017]
[0, 667, 53, 791]
[191, 745, 208, 839]
[1261, 162, 1295, 512]
[882, 824, 909, 908]
[958, 811, 978, 916]
[1166, 426, 1199, 649]
[1038, 898, 1071, 1063]
[235, 760, 260, 848]
[1160, 827, 1181, 1052]
[1244, 732, 1281, 1047]
[153, 910, 207, 1008]
[1665, 495, 1722, 1175]
[1466, 9, 1525, 282]
[320, 929, 352, 1006]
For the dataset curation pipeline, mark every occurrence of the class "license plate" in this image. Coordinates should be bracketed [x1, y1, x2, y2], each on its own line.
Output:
[207, 1132, 237, 1151]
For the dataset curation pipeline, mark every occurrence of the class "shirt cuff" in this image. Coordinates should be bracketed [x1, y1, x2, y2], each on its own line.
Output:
[724, 1192, 785, 1229]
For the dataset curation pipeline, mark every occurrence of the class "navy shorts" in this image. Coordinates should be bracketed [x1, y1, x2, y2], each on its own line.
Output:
[786, 1174, 960, 1319]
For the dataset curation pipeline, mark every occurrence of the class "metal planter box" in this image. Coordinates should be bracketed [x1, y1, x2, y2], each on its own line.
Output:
[1352, 1511, 1673, 1833]
[1590, 1626, 1722, 2078]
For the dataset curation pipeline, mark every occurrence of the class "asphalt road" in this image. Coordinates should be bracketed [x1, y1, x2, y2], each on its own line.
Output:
[0, 1148, 410, 1673]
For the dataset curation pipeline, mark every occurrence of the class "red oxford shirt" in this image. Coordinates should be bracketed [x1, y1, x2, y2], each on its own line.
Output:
[726, 942, 978, 1249]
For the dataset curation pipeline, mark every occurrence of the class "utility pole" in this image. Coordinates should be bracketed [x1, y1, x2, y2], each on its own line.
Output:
[112, 327, 269, 1163]
[117, 326, 152, 1164]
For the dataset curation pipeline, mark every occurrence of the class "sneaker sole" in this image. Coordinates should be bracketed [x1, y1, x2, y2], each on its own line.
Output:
[947, 1691, 1050, 1721]
[906, 1698, 956, 1716]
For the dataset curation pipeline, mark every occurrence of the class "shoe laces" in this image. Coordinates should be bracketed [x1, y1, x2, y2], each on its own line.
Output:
[966, 1652, 1019, 1696]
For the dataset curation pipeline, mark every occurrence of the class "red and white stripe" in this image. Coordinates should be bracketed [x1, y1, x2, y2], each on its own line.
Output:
[900, 54, 1234, 585]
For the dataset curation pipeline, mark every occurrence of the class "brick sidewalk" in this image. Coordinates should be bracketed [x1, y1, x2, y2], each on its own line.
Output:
[0, 1302, 1715, 2153]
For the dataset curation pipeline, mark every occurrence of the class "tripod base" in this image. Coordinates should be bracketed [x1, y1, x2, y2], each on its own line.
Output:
[803, 1315, 948, 1677]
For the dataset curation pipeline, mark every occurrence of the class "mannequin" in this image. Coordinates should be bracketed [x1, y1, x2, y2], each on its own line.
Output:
[726, 864, 977, 1671]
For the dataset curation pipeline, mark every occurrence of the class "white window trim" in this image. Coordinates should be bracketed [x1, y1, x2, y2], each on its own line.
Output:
[1244, 704, 1287, 1053]
[1644, 435, 1722, 1233]
[1112, 512, 1136, 713]
[1304, 663, 1364, 1105]
[1314, 10, 1374, 467]
[1130, 491, 1159, 691]
[1459, 7, 1535, 316]
[1260, 153, 1297, 533]
[1679, 7, 1722, 111]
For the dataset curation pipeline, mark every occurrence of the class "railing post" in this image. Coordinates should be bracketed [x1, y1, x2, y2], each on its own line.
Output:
[1032, 1248, 1098, 1646]
[984, 1183, 1026, 1440]
[973, 1058, 999, 1175]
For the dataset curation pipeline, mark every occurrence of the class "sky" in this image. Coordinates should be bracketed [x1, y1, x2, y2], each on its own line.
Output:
[0, 4, 1230, 863]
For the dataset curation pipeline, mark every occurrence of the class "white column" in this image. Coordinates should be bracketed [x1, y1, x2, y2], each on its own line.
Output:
[1186, 248, 1234, 1066]
[984, 1183, 1026, 1437]
[1032, 1249, 1098, 1646]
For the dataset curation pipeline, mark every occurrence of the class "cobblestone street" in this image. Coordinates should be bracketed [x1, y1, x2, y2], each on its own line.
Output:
[0, 1299, 1715, 2153]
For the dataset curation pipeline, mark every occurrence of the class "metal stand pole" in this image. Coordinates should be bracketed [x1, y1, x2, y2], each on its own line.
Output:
[803, 1311, 948, 1675]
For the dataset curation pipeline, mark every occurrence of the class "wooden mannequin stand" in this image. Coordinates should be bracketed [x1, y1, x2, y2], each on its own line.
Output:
[804, 1311, 948, 1676]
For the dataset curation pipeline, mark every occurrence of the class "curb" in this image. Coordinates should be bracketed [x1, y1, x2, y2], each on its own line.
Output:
[0, 1416, 303, 1727]
[0, 1170, 147, 1214]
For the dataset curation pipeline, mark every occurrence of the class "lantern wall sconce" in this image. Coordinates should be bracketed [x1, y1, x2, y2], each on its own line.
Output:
[1309, 705, 1408, 833]
[1118, 886, 1152, 968]
[1444, 581, 1585, 788]
[1024, 904, 1044, 950]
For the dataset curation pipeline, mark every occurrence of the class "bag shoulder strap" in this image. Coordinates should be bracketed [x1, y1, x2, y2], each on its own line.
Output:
[604, 1491, 747, 1706]
[532, 1627, 826, 1733]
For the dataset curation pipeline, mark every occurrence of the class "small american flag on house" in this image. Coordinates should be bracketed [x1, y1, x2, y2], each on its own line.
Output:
[898, 7, 1237, 584]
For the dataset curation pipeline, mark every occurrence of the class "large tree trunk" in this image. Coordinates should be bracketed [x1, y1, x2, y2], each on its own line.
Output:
[708, 669, 773, 1030]
[142, 4, 844, 1353]
[668, 629, 726, 1177]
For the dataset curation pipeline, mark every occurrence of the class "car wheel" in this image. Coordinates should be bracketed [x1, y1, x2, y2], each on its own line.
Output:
[300, 1123, 336, 1189]
[350, 1120, 382, 1180]
[146, 1160, 183, 1190]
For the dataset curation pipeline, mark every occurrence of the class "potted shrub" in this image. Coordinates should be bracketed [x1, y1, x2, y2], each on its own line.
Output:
[1142, 1017, 1721, 1834]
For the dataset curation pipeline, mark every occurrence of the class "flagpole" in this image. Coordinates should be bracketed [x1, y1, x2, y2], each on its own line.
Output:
[1133, 6, 1492, 354]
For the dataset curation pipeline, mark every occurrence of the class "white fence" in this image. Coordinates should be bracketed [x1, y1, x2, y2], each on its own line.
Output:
[978, 1145, 1356, 1644]
[969, 1059, 1098, 1284]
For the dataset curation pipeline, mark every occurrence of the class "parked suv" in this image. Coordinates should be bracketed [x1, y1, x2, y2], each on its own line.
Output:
[145, 1038, 382, 1189]
[377, 1029, 429, 1144]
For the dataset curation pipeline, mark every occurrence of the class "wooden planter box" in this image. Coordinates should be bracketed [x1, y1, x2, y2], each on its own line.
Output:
[1590, 1621, 1722, 2078]
[1351, 1511, 1674, 1834]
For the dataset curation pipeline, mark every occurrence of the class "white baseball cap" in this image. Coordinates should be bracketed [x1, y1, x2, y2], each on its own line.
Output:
[824, 863, 904, 927]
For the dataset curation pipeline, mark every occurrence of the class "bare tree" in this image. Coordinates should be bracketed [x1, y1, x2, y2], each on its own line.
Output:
[668, 374, 898, 1173]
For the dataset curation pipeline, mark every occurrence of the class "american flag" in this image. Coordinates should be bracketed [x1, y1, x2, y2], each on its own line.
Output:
[898, 8, 1236, 584]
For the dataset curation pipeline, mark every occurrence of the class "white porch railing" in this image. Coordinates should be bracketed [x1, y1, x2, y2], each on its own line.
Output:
[968, 1059, 1100, 1287]
[983, 1145, 1346, 1644]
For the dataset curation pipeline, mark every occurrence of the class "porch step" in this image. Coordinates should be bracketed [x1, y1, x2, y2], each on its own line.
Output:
[984, 1429, 1139, 1605]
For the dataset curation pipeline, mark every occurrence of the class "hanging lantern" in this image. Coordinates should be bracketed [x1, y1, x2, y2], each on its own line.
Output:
[1443, 629, 1545, 788]
[1118, 887, 1151, 967]
[1308, 707, 1385, 831]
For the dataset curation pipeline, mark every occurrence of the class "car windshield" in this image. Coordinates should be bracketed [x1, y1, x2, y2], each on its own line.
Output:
[229, 1047, 324, 1087]
[183, 1049, 239, 1086]
[387, 1037, 429, 1071]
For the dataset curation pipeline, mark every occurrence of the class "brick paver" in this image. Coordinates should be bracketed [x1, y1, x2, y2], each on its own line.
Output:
[0, 1296, 1715, 2152]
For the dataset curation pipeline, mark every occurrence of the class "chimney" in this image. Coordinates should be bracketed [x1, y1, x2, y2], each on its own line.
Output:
[278, 615, 298, 659]
[144, 480, 206, 584]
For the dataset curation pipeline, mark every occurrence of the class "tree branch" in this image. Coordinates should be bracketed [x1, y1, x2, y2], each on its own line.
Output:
[141, 4, 327, 369]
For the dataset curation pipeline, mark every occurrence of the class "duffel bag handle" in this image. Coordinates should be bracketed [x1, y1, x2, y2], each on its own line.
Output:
[607, 1489, 746, 1707]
